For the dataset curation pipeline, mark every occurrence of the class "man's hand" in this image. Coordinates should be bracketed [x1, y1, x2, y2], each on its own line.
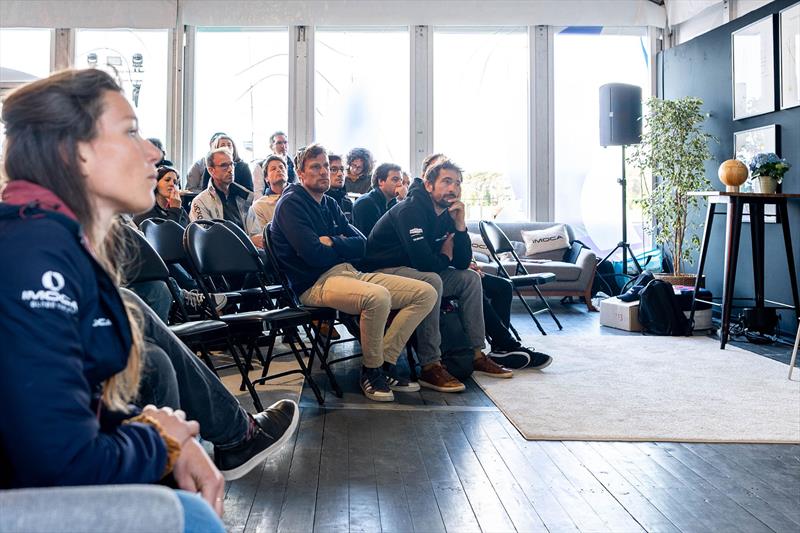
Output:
[448, 200, 467, 231]
[440, 233, 454, 261]
[251, 234, 264, 248]
[468, 259, 485, 277]
[319, 236, 334, 247]
[172, 439, 225, 517]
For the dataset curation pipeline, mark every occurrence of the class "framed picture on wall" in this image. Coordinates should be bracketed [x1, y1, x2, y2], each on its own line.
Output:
[780, 2, 800, 109]
[733, 124, 779, 223]
[732, 15, 776, 119]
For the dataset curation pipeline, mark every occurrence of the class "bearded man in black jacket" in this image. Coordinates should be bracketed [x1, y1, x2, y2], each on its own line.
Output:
[362, 159, 513, 392]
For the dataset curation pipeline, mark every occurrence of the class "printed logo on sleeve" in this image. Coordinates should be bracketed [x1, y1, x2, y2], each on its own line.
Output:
[20, 271, 79, 314]
[409, 227, 424, 242]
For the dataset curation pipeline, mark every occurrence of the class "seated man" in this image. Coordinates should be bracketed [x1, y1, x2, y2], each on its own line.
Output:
[270, 143, 438, 402]
[352, 162, 406, 236]
[246, 154, 288, 246]
[362, 159, 513, 392]
[189, 147, 253, 235]
[324, 154, 353, 219]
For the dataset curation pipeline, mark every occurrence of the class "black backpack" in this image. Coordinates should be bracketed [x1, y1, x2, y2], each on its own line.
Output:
[439, 300, 474, 381]
[638, 279, 693, 336]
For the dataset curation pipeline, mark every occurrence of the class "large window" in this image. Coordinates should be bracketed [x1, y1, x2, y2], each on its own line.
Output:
[194, 28, 289, 164]
[433, 27, 529, 221]
[75, 29, 169, 145]
[554, 28, 650, 255]
[315, 28, 409, 171]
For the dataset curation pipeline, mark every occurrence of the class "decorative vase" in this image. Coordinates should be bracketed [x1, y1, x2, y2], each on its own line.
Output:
[757, 176, 778, 194]
[718, 159, 748, 192]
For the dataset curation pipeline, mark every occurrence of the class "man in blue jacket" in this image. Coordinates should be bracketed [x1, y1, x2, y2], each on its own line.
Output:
[362, 159, 514, 392]
[270, 143, 437, 402]
[351, 162, 406, 236]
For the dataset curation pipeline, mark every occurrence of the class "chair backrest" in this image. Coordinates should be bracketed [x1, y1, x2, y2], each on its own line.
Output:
[263, 223, 302, 308]
[478, 220, 527, 277]
[119, 224, 171, 284]
[184, 220, 261, 278]
[140, 217, 187, 264]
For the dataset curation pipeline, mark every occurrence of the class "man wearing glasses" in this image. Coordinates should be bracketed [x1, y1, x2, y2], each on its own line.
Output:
[344, 147, 374, 195]
[190, 148, 254, 238]
[352, 162, 407, 236]
[323, 154, 354, 219]
[252, 131, 297, 199]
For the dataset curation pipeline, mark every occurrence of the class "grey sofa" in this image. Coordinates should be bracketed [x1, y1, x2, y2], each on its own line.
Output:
[467, 221, 598, 311]
[0, 485, 183, 533]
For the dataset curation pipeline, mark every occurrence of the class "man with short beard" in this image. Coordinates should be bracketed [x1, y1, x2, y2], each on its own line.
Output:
[352, 162, 406, 236]
[246, 155, 288, 247]
[323, 154, 353, 218]
[362, 159, 514, 392]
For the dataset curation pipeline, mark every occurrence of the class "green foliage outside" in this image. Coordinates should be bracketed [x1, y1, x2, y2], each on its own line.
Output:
[462, 171, 513, 219]
[627, 96, 715, 275]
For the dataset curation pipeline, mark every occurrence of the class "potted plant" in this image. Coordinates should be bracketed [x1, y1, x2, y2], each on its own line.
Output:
[748, 152, 791, 194]
[627, 96, 714, 285]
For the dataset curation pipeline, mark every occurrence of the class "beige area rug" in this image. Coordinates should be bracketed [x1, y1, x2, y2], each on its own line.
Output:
[474, 334, 800, 443]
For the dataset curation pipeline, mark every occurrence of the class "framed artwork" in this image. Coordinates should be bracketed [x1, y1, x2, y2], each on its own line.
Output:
[780, 2, 800, 109]
[733, 124, 779, 223]
[732, 15, 776, 119]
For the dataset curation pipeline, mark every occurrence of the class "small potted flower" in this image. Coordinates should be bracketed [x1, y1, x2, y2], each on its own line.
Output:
[748, 152, 791, 194]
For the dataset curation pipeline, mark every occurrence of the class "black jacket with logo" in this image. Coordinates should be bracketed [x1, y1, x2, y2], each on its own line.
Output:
[361, 179, 471, 273]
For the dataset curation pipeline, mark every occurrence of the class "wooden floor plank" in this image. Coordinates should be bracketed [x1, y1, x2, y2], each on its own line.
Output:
[312, 409, 349, 533]
[370, 410, 416, 533]
[346, 410, 383, 533]
[564, 441, 681, 533]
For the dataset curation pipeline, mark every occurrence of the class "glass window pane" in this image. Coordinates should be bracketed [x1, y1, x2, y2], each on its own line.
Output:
[195, 28, 289, 164]
[315, 28, 410, 171]
[75, 29, 169, 145]
[433, 28, 528, 221]
[554, 29, 650, 256]
[0, 28, 51, 81]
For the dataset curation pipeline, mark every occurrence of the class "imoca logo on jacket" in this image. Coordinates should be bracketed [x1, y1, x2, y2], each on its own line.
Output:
[20, 270, 78, 314]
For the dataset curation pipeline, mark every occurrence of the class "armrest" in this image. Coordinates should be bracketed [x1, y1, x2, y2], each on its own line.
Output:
[574, 248, 597, 286]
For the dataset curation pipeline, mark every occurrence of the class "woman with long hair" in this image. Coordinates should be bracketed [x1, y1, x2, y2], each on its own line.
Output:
[0, 69, 225, 531]
[132, 165, 189, 227]
[185, 133, 254, 193]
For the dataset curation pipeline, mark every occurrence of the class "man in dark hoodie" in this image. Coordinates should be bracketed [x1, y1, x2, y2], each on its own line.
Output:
[323, 153, 353, 219]
[270, 143, 438, 402]
[362, 159, 513, 392]
[352, 162, 406, 236]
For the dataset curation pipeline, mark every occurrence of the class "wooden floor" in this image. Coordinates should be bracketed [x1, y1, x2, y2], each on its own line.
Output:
[221, 301, 800, 533]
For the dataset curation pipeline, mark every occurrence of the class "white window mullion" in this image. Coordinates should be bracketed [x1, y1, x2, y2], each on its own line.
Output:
[411, 25, 433, 177]
[531, 24, 553, 222]
[290, 25, 314, 149]
[181, 25, 196, 176]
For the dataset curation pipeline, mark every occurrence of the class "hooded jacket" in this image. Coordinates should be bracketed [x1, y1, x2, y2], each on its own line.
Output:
[270, 183, 366, 296]
[361, 178, 471, 273]
[0, 181, 167, 489]
[351, 186, 397, 237]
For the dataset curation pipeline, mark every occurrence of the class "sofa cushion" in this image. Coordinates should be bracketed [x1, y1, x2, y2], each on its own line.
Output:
[521, 225, 570, 256]
[505, 260, 582, 282]
[468, 232, 490, 256]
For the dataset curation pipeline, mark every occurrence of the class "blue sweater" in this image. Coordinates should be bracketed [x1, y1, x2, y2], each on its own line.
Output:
[270, 183, 366, 296]
[0, 203, 167, 489]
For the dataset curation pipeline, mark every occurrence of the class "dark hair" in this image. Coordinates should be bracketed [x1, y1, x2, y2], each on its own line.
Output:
[270, 131, 287, 146]
[423, 159, 463, 185]
[372, 162, 402, 188]
[156, 165, 178, 181]
[296, 143, 327, 172]
[211, 135, 240, 162]
[264, 154, 286, 170]
[147, 137, 165, 153]
[346, 147, 374, 177]
[1, 68, 122, 233]
[209, 131, 227, 145]
[328, 154, 342, 164]
[421, 152, 447, 177]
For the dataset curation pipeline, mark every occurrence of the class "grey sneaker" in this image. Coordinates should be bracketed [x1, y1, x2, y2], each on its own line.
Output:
[382, 362, 420, 392]
[360, 366, 394, 402]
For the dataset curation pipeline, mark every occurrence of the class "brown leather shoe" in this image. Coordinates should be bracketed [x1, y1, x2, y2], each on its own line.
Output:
[312, 319, 340, 340]
[418, 364, 466, 392]
[473, 354, 513, 378]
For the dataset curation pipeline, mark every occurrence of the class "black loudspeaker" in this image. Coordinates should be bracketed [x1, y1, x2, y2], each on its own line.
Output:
[599, 83, 642, 146]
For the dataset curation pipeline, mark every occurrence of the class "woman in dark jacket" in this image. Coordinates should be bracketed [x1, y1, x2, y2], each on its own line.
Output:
[185, 134, 253, 193]
[132, 165, 189, 227]
[0, 69, 225, 531]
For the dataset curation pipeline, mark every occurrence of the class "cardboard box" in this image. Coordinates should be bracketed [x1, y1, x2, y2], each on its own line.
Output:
[600, 297, 643, 332]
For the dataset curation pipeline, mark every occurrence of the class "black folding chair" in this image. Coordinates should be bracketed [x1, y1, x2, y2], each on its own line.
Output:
[119, 224, 265, 411]
[478, 220, 562, 335]
[183, 220, 327, 404]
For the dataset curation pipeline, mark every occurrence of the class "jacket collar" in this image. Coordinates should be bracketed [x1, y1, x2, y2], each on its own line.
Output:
[1, 180, 79, 222]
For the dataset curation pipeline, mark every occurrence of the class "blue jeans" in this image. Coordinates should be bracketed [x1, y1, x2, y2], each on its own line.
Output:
[175, 490, 225, 533]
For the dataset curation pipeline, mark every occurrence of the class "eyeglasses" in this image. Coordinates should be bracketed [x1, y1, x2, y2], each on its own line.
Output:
[274, 140, 288, 145]
[329, 166, 344, 172]
[214, 162, 235, 170]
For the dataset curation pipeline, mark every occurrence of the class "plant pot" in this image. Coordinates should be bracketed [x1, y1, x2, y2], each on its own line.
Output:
[654, 273, 701, 287]
[757, 176, 778, 194]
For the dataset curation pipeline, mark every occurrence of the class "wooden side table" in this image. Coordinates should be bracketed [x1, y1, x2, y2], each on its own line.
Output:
[688, 192, 800, 349]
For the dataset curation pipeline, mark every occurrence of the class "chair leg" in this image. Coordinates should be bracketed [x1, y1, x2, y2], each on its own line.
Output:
[508, 322, 522, 342]
[305, 320, 343, 398]
[286, 329, 325, 405]
[534, 285, 563, 330]
[789, 320, 800, 380]
[224, 338, 264, 412]
[513, 286, 546, 335]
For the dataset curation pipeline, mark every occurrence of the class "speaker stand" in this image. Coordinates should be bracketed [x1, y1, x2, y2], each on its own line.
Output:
[600, 145, 643, 279]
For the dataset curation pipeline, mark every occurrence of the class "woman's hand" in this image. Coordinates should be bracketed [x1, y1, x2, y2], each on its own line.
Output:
[167, 188, 183, 209]
[172, 439, 226, 517]
[141, 405, 199, 446]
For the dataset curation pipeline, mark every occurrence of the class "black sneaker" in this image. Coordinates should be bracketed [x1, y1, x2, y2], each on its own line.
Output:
[360, 366, 394, 402]
[488, 346, 553, 370]
[214, 399, 300, 481]
[382, 362, 420, 392]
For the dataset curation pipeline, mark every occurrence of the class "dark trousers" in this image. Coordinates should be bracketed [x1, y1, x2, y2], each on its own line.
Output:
[121, 288, 250, 449]
[482, 273, 518, 351]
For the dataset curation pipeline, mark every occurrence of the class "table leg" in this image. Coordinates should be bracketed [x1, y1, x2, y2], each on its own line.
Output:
[749, 201, 765, 309]
[690, 201, 716, 323]
[721, 198, 744, 349]
[776, 199, 800, 314]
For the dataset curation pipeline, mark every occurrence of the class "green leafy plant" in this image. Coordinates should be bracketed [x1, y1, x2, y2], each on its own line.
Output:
[627, 96, 714, 276]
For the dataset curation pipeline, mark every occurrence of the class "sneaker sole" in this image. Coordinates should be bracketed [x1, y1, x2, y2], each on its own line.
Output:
[418, 380, 466, 393]
[389, 382, 421, 392]
[363, 389, 395, 402]
[488, 352, 530, 370]
[529, 357, 553, 371]
[473, 370, 514, 379]
[220, 401, 300, 481]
